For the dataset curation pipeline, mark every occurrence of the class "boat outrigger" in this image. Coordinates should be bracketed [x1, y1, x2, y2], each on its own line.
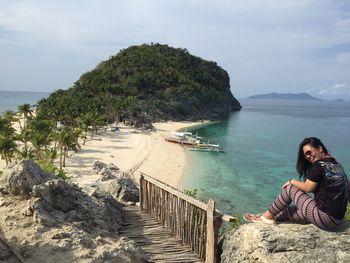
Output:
[189, 142, 224, 152]
[165, 131, 224, 152]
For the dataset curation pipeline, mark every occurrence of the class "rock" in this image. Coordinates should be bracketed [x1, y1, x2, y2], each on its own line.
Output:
[0, 160, 55, 197]
[107, 178, 139, 204]
[32, 180, 80, 212]
[93, 161, 108, 172]
[26, 178, 123, 232]
[93, 237, 147, 263]
[99, 168, 117, 181]
[51, 232, 71, 240]
[221, 222, 350, 263]
[106, 163, 120, 172]
[94, 162, 125, 182]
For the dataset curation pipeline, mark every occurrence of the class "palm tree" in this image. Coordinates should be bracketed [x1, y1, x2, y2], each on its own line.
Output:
[58, 127, 80, 169]
[16, 146, 35, 160]
[2, 110, 18, 124]
[17, 103, 33, 131]
[30, 132, 52, 160]
[27, 117, 54, 160]
[0, 135, 17, 166]
[78, 112, 94, 145]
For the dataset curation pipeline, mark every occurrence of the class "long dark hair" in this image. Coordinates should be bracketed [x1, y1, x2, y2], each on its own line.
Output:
[296, 137, 329, 179]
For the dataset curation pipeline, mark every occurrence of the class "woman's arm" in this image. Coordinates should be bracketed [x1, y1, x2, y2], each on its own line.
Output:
[283, 179, 318, 193]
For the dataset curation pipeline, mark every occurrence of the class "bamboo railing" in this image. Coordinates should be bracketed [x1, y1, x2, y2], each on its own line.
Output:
[139, 173, 236, 263]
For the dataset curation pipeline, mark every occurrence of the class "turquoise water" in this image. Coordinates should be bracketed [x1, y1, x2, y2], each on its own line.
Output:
[2, 92, 349, 217]
[179, 99, 350, 216]
[0, 90, 50, 113]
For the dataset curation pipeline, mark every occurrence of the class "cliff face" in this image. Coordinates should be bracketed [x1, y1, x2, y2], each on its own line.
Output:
[37, 43, 241, 123]
[221, 222, 350, 263]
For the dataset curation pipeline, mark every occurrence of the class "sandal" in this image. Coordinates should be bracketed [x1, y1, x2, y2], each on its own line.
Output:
[243, 213, 276, 224]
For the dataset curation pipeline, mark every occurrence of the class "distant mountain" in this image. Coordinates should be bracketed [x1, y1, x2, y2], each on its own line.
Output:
[247, 92, 322, 100]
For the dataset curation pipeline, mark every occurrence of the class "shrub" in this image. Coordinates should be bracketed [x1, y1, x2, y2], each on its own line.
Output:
[36, 160, 70, 181]
[345, 205, 350, 221]
[183, 188, 198, 198]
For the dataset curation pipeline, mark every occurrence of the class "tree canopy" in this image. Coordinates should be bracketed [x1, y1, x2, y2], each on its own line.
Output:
[37, 43, 241, 124]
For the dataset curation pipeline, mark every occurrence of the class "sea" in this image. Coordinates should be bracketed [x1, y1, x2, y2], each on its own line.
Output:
[179, 99, 350, 217]
[0, 90, 50, 113]
[2, 90, 349, 217]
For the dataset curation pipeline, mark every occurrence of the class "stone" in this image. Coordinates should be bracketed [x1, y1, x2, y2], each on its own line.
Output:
[98, 168, 117, 182]
[221, 221, 350, 263]
[0, 160, 55, 197]
[93, 237, 147, 263]
[94, 162, 125, 182]
[93, 161, 107, 172]
[51, 232, 71, 240]
[107, 178, 139, 204]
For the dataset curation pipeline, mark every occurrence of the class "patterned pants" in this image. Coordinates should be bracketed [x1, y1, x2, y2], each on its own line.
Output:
[268, 185, 342, 230]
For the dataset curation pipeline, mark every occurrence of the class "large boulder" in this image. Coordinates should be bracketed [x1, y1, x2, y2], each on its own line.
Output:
[107, 178, 139, 204]
[221, 222, 350, 263]
[93, 161, 127, 182]
[0, 160, 55, 197]
[25, 179, 123, 232]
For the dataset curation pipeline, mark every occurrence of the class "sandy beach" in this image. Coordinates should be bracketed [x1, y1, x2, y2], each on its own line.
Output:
[58, 121, 204, 189]
[0, 121, 204, 189]
[53, 122, 205, 192]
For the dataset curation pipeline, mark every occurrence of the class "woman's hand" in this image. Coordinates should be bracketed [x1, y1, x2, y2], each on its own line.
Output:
[282, 179, 293, 189]
[282, 179, 318, 193]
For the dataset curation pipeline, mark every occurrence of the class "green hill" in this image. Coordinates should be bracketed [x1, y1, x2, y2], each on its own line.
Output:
[37, 43, 241, 124]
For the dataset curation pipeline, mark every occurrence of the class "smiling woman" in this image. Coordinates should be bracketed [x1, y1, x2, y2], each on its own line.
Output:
[244, 137, 349, 230]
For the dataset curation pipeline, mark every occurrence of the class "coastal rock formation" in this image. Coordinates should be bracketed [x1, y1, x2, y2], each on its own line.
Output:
[0, 160, 147, 262]
[221, 222, 350, 263]
[93, 161, 128, 182]
[107, 178, 140, 204]
[93, 161, 139, 204]
[0, 160, 55, 197]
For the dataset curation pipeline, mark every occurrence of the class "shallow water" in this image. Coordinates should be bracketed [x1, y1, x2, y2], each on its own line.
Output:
[179, 99, 350, 216]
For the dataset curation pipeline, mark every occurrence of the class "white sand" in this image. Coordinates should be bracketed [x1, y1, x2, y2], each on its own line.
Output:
[61, 121, 206, 188]
[0, 121, 204, 188]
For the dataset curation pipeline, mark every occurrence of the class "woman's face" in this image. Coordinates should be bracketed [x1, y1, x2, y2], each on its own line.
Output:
[303, 144, 324, 163]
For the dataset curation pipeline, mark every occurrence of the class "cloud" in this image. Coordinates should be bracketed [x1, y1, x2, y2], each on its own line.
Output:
[0, 0, 350, 94]
[336, 52, 350, 64]
[307, 84, 350, 97]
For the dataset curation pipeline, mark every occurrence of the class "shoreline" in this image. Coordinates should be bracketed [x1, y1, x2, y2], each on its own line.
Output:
[59, 121, 210, 189]
[0, 121, 210, 189]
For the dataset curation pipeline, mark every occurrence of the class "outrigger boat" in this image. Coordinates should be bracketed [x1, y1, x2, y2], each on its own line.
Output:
[165, 131, 224, 152]
[165, 131, 202, 146]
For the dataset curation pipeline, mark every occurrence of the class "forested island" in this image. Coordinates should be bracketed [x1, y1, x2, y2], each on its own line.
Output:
[247, 92, 321, 100]
[37, 43, 241, 126]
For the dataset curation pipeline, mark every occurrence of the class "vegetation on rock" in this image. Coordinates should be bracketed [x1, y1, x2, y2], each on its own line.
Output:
[37, 43, 241, 125]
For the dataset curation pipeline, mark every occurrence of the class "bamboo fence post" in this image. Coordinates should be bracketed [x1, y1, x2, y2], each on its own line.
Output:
[139, 174, 144, 211]
[205, 198, 216, 263]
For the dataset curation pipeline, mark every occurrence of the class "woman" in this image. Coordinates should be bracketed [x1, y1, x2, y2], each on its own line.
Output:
[244, 137, 349, 230]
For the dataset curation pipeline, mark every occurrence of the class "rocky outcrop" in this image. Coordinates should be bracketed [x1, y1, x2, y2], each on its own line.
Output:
[23, 179, 123, 233]
[93, 161, 139, 204]
[0, 160, 147, 262]
[107, 178, 139, 204]
[0, 160, 55, 197]
[93, 161, 128, 182]
[221, 222, 350, 263]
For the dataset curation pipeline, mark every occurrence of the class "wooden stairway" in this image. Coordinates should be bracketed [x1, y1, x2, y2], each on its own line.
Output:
[120, 206, 203, 263]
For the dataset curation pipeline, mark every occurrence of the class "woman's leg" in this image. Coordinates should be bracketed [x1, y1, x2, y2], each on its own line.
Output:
[268, 185, 341, 230]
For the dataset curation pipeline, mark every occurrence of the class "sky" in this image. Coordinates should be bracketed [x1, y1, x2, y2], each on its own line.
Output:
[0, 0, 350, 100]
